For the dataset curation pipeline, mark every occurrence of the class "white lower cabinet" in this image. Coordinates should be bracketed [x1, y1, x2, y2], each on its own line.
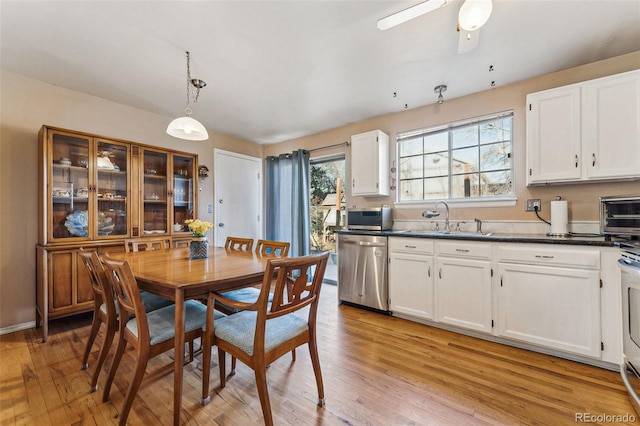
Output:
[388, 238, 434, 320]
[435, 241, 493, 334]
[497, 246, 602, 358]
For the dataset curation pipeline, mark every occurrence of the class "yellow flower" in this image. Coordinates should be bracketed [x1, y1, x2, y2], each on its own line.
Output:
[184, 219, 213, 237]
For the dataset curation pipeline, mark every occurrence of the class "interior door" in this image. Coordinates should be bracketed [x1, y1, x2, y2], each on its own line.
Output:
[214, 149, 262, 247]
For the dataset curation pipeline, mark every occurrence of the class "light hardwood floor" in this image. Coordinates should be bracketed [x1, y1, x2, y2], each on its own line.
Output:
[1, 283, 636, 425]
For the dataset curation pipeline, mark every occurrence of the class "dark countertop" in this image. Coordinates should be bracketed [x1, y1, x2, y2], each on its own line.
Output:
[336, 229, 635, 247]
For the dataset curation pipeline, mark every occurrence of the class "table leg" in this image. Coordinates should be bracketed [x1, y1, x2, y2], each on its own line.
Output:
[174, 289, 185, 426]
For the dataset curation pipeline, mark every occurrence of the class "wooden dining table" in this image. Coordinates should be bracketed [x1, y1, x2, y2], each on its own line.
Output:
[113, 246, 271, 425]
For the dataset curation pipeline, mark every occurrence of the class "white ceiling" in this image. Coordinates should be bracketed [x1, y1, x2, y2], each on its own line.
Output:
[2, 1, 639, 144]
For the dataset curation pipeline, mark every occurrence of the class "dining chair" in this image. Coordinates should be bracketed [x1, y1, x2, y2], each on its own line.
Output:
[224, 236, 254, 251]
[124, 237, 171, 253]
[78, 248, 173, 393]
[100, 257, 223, 425]
[205, 251, 330, 426]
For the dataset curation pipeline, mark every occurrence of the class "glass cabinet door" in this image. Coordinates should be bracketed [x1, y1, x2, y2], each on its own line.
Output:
[96, 140, 129, 238]
[49, 131, 91, 240]
[142, 149, 168, 235]
[172, 154, 195, 232]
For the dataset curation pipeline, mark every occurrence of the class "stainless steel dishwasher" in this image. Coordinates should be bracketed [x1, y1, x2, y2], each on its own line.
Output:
[337, 233, 388, 311]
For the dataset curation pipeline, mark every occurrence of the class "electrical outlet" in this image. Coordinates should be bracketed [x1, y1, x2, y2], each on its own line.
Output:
[525, 199, 541, 212]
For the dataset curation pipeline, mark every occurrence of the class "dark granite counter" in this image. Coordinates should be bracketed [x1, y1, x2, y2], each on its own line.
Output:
[336, 229, 633, 247]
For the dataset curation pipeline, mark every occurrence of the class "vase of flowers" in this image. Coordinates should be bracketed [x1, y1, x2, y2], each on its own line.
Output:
[184, 219, 213, 259]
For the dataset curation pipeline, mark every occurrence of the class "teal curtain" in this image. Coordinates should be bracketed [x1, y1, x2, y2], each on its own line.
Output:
[265, 150, 310, 257]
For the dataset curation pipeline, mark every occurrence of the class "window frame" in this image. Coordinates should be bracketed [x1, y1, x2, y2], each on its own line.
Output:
[395, 111, 516, 208]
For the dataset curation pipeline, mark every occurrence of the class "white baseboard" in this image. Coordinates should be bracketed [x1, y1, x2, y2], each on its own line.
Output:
[0, 321, 36, 336]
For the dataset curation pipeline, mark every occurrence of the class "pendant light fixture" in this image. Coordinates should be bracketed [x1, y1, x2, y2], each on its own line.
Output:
[458, 0, 493, 31]
[166, 51, 209, 141]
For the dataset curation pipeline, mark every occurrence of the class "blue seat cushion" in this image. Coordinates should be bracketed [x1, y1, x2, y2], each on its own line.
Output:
[214, 311, 308, 356]
[218, 287, 274, 313]
[125, 300, 220, 346]
[140, 291, 173, 312]
[99, 291, 173, 319]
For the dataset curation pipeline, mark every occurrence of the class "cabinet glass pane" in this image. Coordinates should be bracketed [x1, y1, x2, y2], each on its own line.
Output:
[96, 141, 128, 237]
[51, 133, 90, 239]
[143, 151, 168, 234]
[172, 155, 195, 231]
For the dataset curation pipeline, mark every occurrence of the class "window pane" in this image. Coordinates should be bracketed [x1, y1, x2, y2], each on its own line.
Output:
[480, 119, 512, 143]
[480, 170, 512, 196]
[480, 142, 511, 171]
[399, 156, 423, 179]
[424, 132, 448, 153]
[452, 173, 479, 198]
[424, 177, 448, 199]
[424, 152, 449, 177]
[452, 126, 477, 149]
[400, 138, 424, 156]
[452, 147, 478, 175]
[400, 179, 424, 200]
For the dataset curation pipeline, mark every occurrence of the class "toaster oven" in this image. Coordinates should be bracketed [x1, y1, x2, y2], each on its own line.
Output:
[600, 195, 640, 238]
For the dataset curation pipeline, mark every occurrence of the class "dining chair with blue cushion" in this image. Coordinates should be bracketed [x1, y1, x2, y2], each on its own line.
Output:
[78, 248, 173, 393]
[100, 257, 223, 425]
[204, 251, 329, 426]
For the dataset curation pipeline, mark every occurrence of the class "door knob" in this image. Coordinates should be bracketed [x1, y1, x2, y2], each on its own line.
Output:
[218, 223, 224, 227]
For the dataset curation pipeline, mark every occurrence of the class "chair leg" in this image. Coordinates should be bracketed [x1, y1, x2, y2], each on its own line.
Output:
[81, 314, 102, 370]
[118, 351, 149, 426]
[254, 366, 274, 426]
[103, 334, 127, 403]
[308, 338, 325, 406]
[89, 323, 116, 392]
[231, 356, 236, 375]
[201, 334, 212, 405]
[218, 349, 226, 388]
[291, 348, 296, 362]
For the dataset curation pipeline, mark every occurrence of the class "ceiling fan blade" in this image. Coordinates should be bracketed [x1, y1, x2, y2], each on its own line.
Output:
[377, 0, 451, 31]
[458, 28, 480, 54]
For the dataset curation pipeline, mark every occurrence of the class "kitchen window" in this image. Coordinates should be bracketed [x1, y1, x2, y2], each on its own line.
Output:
[397, 111, 514, 203]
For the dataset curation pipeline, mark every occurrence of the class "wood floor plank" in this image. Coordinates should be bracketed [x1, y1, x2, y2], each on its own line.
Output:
[1, 283, 637, 425]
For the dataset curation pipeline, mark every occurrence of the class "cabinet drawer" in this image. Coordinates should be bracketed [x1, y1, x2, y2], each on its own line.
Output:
[437, 241, 491, 260]
[498, 246, 600, 269]
[389, 237, 434, 255]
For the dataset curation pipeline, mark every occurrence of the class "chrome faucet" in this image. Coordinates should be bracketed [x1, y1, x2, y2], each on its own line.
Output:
[423, 200, 451, 233]
[435, 200, 451, 233]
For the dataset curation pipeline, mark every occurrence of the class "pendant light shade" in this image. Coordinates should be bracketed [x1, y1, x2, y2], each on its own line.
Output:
[167, 115, 209, 141]
[167, 51, 209, 141]
[458, 0, 493, 31]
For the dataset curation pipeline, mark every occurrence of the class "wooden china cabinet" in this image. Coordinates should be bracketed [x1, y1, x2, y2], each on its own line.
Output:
[36, 126, 199, 341]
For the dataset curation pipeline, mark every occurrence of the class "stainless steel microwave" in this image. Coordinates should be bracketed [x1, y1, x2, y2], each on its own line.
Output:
[347, 207, 392, 231]
[600, 195, 640, 237]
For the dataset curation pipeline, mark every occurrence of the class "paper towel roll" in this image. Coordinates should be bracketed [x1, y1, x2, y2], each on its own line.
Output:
[550, 200, 568, 235]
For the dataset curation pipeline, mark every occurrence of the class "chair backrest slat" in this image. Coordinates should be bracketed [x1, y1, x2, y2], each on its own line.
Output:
[255, 239, 290, 257]
[225, 236, 254, 252]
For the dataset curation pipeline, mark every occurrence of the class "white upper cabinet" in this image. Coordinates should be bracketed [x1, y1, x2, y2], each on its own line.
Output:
[526, 69, 640, 185]
[350, 130, 389, 196]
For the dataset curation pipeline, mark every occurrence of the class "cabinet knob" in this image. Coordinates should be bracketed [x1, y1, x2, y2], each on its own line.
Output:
[592, 153, 596, 167]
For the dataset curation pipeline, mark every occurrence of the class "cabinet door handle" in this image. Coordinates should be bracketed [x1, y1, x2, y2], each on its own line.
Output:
[456, 248, 470, 253]
[352, 179, 355, 187]
[535, 255, 554, 259]
[575, 155, 579, 168]
[592, 153, 596, 167]
[404, 245, 416, 249]
[439, 269, 442, 279]
[428, 266, 431, 277]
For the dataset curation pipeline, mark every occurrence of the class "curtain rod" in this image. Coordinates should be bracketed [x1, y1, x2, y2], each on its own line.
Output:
[307, 141, 349, 153]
